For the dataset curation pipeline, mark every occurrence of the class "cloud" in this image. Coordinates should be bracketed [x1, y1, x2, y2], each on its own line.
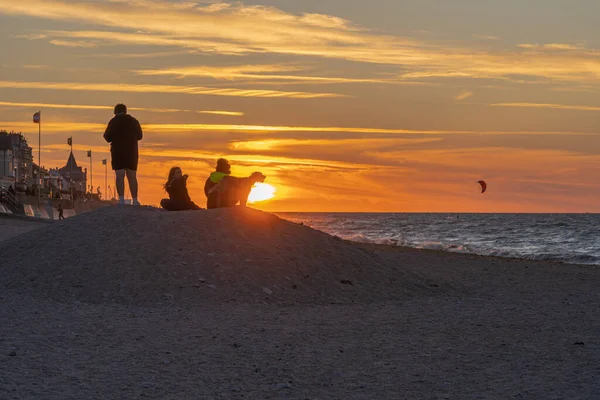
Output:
[42, 142, 375, 170]
[229, 138, 441, 153]
[517, 43, 584, 51]
[491, 103, 600, 112]
[454, 90, 473, 101]
[6, 0, 600, 87]
[198, 110, 244, 117]
[363, 146, 600, 201]
[0, 80, 344, 99]
[134, 64, 392, 84]
[1, 121, 594, 137]
[12, 33, 48, 40]
[49, 39, 97, 48]
[0, 101, 248, 116]
[79, 50, 194, 59]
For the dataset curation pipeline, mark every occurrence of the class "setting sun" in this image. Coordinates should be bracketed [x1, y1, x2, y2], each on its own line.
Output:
[248, 183, 276, 204]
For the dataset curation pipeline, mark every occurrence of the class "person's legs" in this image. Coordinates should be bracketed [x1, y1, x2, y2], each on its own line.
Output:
[115, 169, 126, 204]
[125, 169, 140, 205]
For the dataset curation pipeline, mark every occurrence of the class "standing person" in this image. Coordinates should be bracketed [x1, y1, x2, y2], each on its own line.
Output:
[57, 203, 65, 220]
[160, 167, 201, 211]
[204, 158, 231, 209]
[103, 103, 143, 206]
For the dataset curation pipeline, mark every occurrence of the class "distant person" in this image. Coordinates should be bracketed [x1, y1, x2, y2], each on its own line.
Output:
[204, 158, 231, 209]
[8, 185, 15, 196]
[57, 204, 65, 220]
[103, 103, 143, 206]
[160, 167, 201, 211]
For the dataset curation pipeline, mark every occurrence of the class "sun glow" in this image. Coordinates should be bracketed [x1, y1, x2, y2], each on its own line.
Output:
[248, 183, 276, 203]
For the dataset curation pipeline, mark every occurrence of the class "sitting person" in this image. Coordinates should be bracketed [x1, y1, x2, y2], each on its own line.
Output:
[207, 171, 266, 208]
[204, 158, 231, 209]
[160, 167, 201, 211]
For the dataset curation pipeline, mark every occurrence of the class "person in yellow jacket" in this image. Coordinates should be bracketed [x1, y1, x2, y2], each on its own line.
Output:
[204, 158, 231, 209]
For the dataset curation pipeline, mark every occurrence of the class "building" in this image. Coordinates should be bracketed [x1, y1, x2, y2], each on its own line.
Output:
[0, 131, 33, 190]
[52, 152, 87, 194]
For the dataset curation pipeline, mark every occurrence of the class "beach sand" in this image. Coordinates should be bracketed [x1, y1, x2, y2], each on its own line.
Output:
[0, 215, 50, 242]
[1, 207, 598, 399]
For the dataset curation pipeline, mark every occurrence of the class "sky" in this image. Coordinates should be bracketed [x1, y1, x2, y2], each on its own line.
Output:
[1, 0, 600, 212]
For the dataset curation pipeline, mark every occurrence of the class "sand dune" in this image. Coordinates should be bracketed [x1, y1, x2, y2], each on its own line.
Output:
[0, 207, 439, 306]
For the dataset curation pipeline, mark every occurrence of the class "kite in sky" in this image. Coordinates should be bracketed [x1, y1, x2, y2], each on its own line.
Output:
[478, 181, 487, 194]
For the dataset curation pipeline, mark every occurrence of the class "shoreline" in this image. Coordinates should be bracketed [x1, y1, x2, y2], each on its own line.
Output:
[276, 212, 600, 267]
[1, 209, 599, 267]
[354, 240, 600, 269]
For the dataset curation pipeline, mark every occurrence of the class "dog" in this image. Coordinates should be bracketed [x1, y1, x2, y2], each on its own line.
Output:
[208, 172, 266, 208]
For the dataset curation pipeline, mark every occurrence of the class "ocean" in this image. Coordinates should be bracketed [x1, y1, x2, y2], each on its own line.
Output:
[277, 213, 600, 266]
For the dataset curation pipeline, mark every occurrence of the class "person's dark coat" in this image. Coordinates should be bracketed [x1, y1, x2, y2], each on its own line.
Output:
[103, 114, 143, 171]
[161, 177, 200, 211]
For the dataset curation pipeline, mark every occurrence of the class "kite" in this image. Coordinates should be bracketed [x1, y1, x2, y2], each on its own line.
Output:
[478, 180, 487, 194]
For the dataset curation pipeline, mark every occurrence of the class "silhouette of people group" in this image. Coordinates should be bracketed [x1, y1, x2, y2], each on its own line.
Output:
[103, 103, 266, 211]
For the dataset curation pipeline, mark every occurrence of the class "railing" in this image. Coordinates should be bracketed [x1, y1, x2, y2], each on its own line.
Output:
[0, 188, 24, 214]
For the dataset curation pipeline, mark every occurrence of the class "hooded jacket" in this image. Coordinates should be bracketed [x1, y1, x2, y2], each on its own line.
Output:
[204, 171, 229, 209]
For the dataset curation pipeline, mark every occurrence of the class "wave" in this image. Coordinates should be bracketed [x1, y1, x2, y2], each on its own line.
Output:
[280, 213, 600, 266]
[332, 233, 600, 266]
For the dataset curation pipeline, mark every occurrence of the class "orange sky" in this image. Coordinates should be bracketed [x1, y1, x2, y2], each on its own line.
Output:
[1, 0, 600, 212]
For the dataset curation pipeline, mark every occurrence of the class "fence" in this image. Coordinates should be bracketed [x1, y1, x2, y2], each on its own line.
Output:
[0, 188, 23, 214]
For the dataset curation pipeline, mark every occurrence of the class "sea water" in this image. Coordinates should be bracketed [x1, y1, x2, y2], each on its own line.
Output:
[277, 213, 600, 266]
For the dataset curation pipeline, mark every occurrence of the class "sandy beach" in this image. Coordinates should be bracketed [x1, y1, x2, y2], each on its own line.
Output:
[1, 207, 599, 399]
[0, 215, 50, 242]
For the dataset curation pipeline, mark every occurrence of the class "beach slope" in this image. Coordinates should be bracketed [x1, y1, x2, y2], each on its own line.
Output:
[0, 207, 598, 399]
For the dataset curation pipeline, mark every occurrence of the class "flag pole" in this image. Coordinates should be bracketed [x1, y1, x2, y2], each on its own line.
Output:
[70, 138, 73, 201]
[37, 110, 41, 206]
[38, 110, 41, 170]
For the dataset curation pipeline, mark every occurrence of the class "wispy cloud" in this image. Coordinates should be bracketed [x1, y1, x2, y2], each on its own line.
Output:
[78, 50, 193, 59]
[49, 39, 97, 48]
[42, 143, 374, 170]
[198, 110, 244, 117]
[517, 43, 584, 51]
[0, 100, 192, 113]
[6, 1, 600, 87]
[229, 138, 441, 152]
[454, 90, 473, 101]
[1, 121, 594, 136]
[491, 102, 600, 112]
[0, 80, 344, 99]
[134, 64, 393, 84]
[0, 101, 246, 116]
